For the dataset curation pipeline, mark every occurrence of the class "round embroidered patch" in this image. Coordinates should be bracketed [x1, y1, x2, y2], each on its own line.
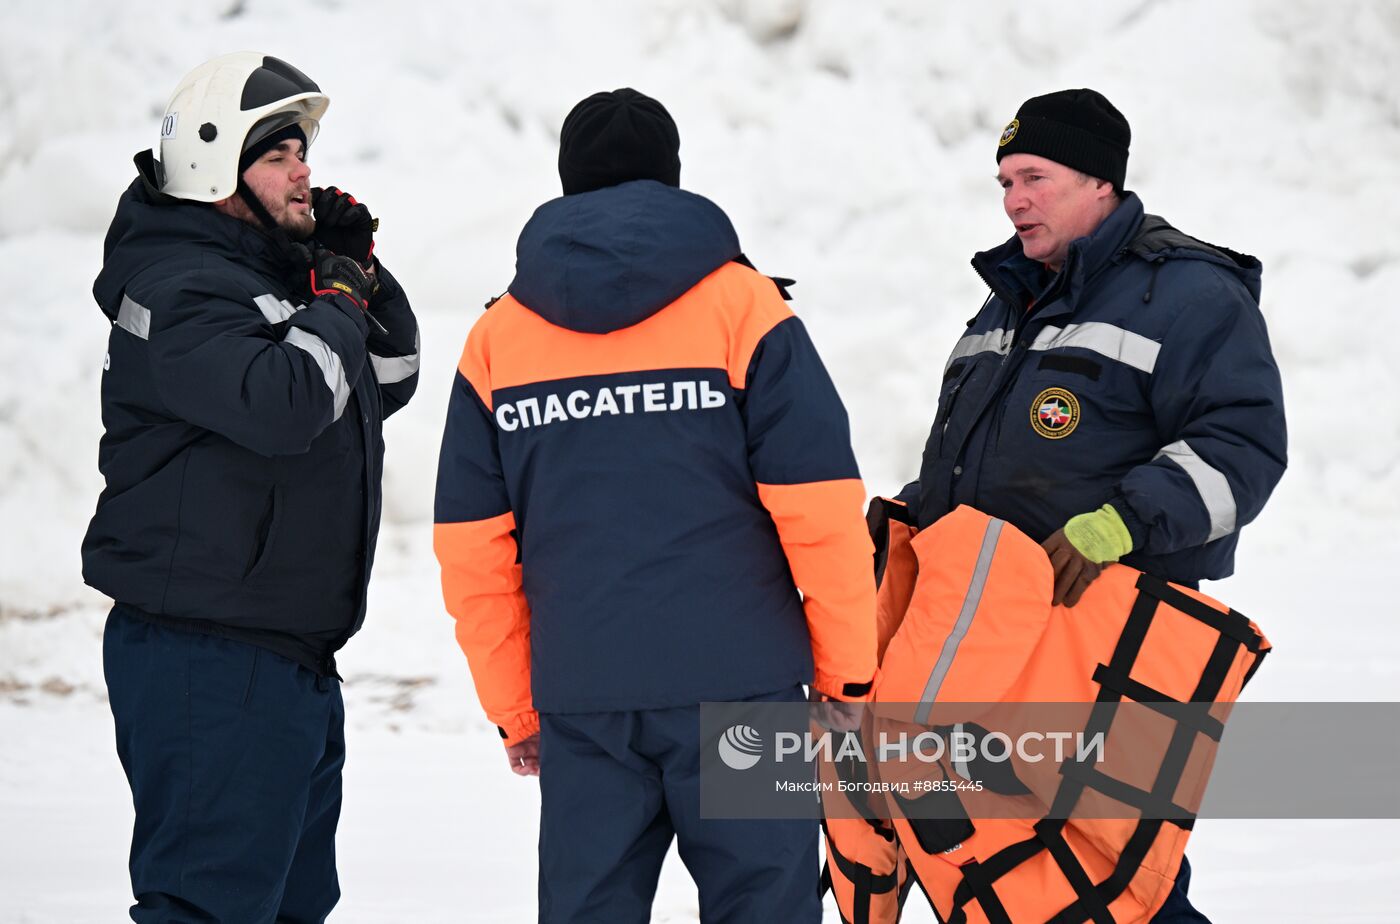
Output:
[1030, 387, 1080, 439]
[999, 119, 1019, 146]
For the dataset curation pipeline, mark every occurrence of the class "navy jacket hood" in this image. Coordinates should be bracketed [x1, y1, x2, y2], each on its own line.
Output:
[1127, 211, 1263, 302]
[508, 180, 741, 334]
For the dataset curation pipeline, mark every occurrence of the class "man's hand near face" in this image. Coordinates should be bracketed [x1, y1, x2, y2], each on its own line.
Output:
[311, 186, 377, 267]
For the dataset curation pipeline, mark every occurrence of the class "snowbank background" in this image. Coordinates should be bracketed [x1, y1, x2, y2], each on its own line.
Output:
[2, 0, 1397, 919]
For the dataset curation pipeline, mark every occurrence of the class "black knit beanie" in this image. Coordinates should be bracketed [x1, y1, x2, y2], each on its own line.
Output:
[995, 89, 1130, 190]
[239, 124, 308, 174]
[558, 88, 681, 195]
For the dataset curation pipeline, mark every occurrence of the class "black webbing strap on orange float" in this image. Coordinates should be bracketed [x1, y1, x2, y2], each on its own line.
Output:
[821, 818, 901, 924]
[941, 573, 1266, 924]
[821, 726, 909, 922]
[944, 842, 1038, 924]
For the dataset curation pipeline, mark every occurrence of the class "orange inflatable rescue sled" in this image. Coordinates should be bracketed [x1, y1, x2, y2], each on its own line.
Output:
[821, 504, 1269, 924]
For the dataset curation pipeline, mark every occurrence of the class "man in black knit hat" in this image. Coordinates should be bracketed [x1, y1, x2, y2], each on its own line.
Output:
[86, 52, 418, 921]
[435, 87, 876, 922]
[897, 88, 1287, 922]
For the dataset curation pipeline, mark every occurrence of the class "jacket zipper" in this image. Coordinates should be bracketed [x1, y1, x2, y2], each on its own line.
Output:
[940, 379, 966, 437]
[987, 338, 1028, 450]
[954, 259, 1028, 480]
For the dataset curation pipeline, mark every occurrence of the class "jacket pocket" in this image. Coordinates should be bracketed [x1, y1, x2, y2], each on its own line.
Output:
[933, 360, 979, 440]
[244, 487, 281, 579]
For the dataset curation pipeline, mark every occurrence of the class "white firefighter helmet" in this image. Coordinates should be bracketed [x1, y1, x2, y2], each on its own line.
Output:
[156, 52, 329, 202]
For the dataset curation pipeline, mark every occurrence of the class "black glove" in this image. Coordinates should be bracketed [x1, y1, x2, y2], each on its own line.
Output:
[311, 186, 377, 266]
[309, 250, 377, 314]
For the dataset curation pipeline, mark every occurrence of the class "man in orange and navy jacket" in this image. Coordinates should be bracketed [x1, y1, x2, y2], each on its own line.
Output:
[434, 88, 876, 922]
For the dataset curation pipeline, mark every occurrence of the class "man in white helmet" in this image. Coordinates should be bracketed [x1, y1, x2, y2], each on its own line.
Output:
[83, 52, 419, 922]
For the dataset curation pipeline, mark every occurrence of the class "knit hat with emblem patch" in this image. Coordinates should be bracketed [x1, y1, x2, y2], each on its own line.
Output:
[996, 88, 1130, 191]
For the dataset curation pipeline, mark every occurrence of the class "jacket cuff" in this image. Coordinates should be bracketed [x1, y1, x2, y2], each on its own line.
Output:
[1106, 493, 1146, 552]
[496, 711, 540, 747]
[312, 291, 370, 337]
[813, 671, 875, 703]
[371, 258, 402, 298]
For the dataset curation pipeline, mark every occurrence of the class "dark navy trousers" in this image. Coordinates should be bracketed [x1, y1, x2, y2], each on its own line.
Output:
[104, 606, 345, 924]
[538, 686, 819, 923]
[1151, 856, 1210, 923]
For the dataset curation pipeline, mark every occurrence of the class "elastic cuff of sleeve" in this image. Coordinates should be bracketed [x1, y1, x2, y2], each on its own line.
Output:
[813, 671, 875, 703]
[1106, 494, 1147, 550]
[497, 711, 540, 747]
[1064, 504, 1135, 564]
[370, 258, 400, 295]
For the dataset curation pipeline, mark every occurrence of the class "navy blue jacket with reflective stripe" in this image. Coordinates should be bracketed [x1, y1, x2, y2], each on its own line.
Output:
[911, 193, 1287, 584]
[82, 177, 419, 671]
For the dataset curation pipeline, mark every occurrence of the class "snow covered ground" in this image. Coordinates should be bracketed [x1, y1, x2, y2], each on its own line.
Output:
[2, 0, 1398, 919]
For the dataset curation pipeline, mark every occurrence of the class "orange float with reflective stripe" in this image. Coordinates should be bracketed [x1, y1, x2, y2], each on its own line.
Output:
[821, 504, 1269, 924]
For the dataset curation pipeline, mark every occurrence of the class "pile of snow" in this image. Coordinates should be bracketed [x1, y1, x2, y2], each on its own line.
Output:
[2, 1, 1397, 920]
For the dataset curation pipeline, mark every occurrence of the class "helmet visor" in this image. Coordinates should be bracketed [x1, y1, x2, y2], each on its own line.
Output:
[243, 103, 322, 155]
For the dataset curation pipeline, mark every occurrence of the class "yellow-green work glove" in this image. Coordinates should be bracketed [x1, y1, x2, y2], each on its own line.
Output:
[1062, 504, 1134, 565]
